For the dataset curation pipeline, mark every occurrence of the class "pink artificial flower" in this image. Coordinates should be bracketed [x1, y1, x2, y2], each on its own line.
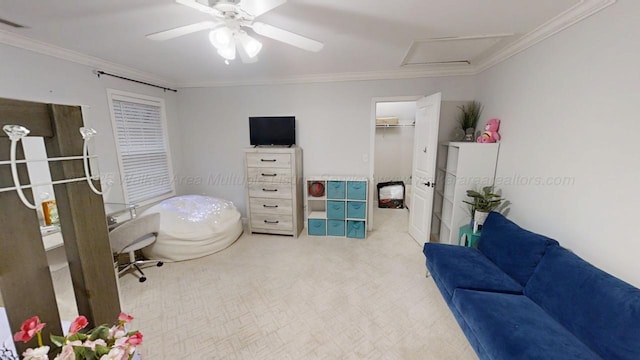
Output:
[13, 316, 46, 343]
[125, 331, 143, 346]
[68, 315, 88, 335]
[117, 312, 134, 323]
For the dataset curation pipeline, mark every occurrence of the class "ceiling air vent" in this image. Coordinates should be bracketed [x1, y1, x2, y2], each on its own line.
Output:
[401, 34, 515, 67]
[0, 17, 28, 28]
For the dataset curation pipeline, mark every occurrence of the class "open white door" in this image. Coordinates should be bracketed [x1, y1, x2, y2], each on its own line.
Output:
[408, 93, 441, 245]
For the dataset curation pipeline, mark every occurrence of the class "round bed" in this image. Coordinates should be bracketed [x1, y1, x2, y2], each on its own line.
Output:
[141, 195, 243, 262]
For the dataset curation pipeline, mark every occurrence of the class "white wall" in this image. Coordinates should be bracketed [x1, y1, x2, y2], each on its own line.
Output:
[177, 77, 476, 215]
[0, 44, 182, 204]
[475, 1, 640, 287]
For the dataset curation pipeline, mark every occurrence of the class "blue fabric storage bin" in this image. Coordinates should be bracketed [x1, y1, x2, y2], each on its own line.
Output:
[308, 219, 326, 236]
[347, 220, 366, 239]
[327, 181, 346, 199]
[347, 201, 366, 219]
[327, 220, 345, 237]
[327, 201, 345, 219]
[347, 181, 367, 200]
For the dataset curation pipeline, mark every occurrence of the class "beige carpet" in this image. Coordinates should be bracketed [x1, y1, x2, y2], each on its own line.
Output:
[118, 208, 477, 359]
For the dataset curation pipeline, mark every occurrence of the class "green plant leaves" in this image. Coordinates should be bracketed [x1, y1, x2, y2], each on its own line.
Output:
[50, 334, 65, 347]
[457, 101, 483, 130]
[464, 186, 505, 212]
[88, 325, 110, 342]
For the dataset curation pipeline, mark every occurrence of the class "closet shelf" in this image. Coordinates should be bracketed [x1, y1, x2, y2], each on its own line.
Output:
[375, 123, 415, 128]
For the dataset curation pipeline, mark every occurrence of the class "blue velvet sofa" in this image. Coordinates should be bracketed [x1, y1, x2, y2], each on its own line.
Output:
[423, 212, 640, 360]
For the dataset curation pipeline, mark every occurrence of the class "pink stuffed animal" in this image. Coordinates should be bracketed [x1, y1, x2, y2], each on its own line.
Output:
[477, 118, 501, 143]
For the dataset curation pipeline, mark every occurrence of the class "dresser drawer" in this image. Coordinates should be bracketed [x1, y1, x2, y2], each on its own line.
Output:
[247, 167, 292, 184]
[251, 214, 293, 231]
[249, 198, 292, 215]
[246, 153, 291, 168]
[248, 183, 292, 199]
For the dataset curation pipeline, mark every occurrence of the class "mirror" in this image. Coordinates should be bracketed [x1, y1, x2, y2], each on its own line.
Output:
[22, 137, 79, 321]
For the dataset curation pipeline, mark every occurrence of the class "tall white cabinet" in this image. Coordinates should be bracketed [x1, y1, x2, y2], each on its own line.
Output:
[431, 142, 499, 244]
[244, 146, 304, 237]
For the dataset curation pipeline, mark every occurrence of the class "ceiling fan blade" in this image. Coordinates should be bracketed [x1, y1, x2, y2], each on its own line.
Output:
[175, 0, 223, 16]
[252, 22, 323, 52]
[240, 0, 286, 17]
[147, 21, 218, 41]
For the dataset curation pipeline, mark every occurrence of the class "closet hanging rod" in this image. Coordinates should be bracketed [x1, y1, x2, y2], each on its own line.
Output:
[94, 70, 177, 93]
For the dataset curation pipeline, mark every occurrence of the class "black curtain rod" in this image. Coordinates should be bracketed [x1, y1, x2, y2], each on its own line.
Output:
[94, 70, 177, 93]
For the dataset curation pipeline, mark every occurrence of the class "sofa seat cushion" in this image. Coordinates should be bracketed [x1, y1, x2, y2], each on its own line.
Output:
[478, 212, 559, 286]
[525, 246, 640, 360]
[423, 243, 523, 300]
[452, 289, 602, 360]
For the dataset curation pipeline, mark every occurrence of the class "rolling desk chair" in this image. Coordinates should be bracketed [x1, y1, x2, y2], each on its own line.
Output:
[109, 213, 163, 282]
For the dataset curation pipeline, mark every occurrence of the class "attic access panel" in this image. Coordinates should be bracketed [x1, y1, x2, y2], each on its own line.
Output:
[401, 34, 516, 66]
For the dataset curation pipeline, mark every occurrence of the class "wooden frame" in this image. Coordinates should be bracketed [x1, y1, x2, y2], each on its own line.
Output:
[0, 97, 120, 355]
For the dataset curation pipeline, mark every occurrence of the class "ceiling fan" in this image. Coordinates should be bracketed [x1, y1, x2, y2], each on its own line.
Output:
[147, 0, 324, 63]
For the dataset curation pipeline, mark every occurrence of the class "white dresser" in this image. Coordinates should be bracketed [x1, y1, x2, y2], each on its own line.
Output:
[244, 146, 303, 237]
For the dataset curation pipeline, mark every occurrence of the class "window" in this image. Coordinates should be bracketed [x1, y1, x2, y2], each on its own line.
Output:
[108, 90, 174, 205]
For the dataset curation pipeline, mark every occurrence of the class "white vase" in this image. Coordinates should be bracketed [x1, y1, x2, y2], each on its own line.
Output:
[473, 211, 490, 233]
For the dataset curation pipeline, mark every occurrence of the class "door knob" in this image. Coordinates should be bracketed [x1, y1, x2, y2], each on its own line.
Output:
[423, 147, 427, 153]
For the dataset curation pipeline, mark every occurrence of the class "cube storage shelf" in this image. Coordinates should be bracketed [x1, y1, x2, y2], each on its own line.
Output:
[306, 176, 368, 238]
[431, 142, 499, 244]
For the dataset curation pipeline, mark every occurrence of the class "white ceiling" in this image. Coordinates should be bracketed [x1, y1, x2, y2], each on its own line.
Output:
[0, 0, 612, 87]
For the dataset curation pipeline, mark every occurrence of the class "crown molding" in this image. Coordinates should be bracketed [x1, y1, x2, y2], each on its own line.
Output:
[475, 0, 617, 73]
[177, 66, 478, 88]
[0, 0, 616, 89]
[0, 28, 178, 89]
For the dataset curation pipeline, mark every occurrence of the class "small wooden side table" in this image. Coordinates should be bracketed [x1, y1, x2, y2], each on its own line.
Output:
[459, 224, 482, 248]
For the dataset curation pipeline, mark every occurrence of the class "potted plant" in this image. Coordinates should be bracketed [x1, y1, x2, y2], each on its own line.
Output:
[463, 186, 503, 232]
[457, 101, 483, 141]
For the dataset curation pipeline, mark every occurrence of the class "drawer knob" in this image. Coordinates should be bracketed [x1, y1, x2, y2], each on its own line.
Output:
[264, 220, 280, 224]
[262, 188, 278, 192]
[261, 159, 277, 162]
[261, 173, 277, 177]
[263, 204, 279, 208]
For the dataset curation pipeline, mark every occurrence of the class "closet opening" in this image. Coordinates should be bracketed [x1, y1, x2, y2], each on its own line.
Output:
[370, 98, 418, 231]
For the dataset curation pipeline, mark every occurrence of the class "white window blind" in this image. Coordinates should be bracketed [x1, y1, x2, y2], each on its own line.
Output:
[110, 93, 173, 204]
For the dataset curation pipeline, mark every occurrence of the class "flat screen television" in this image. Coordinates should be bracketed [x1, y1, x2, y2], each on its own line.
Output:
[249, 116, 296, 146]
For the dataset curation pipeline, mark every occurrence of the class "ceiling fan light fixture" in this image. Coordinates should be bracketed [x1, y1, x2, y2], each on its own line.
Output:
[237, 32, 262, 58]
[209, 27, 233, 48]
[216, 40, 237, 61]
